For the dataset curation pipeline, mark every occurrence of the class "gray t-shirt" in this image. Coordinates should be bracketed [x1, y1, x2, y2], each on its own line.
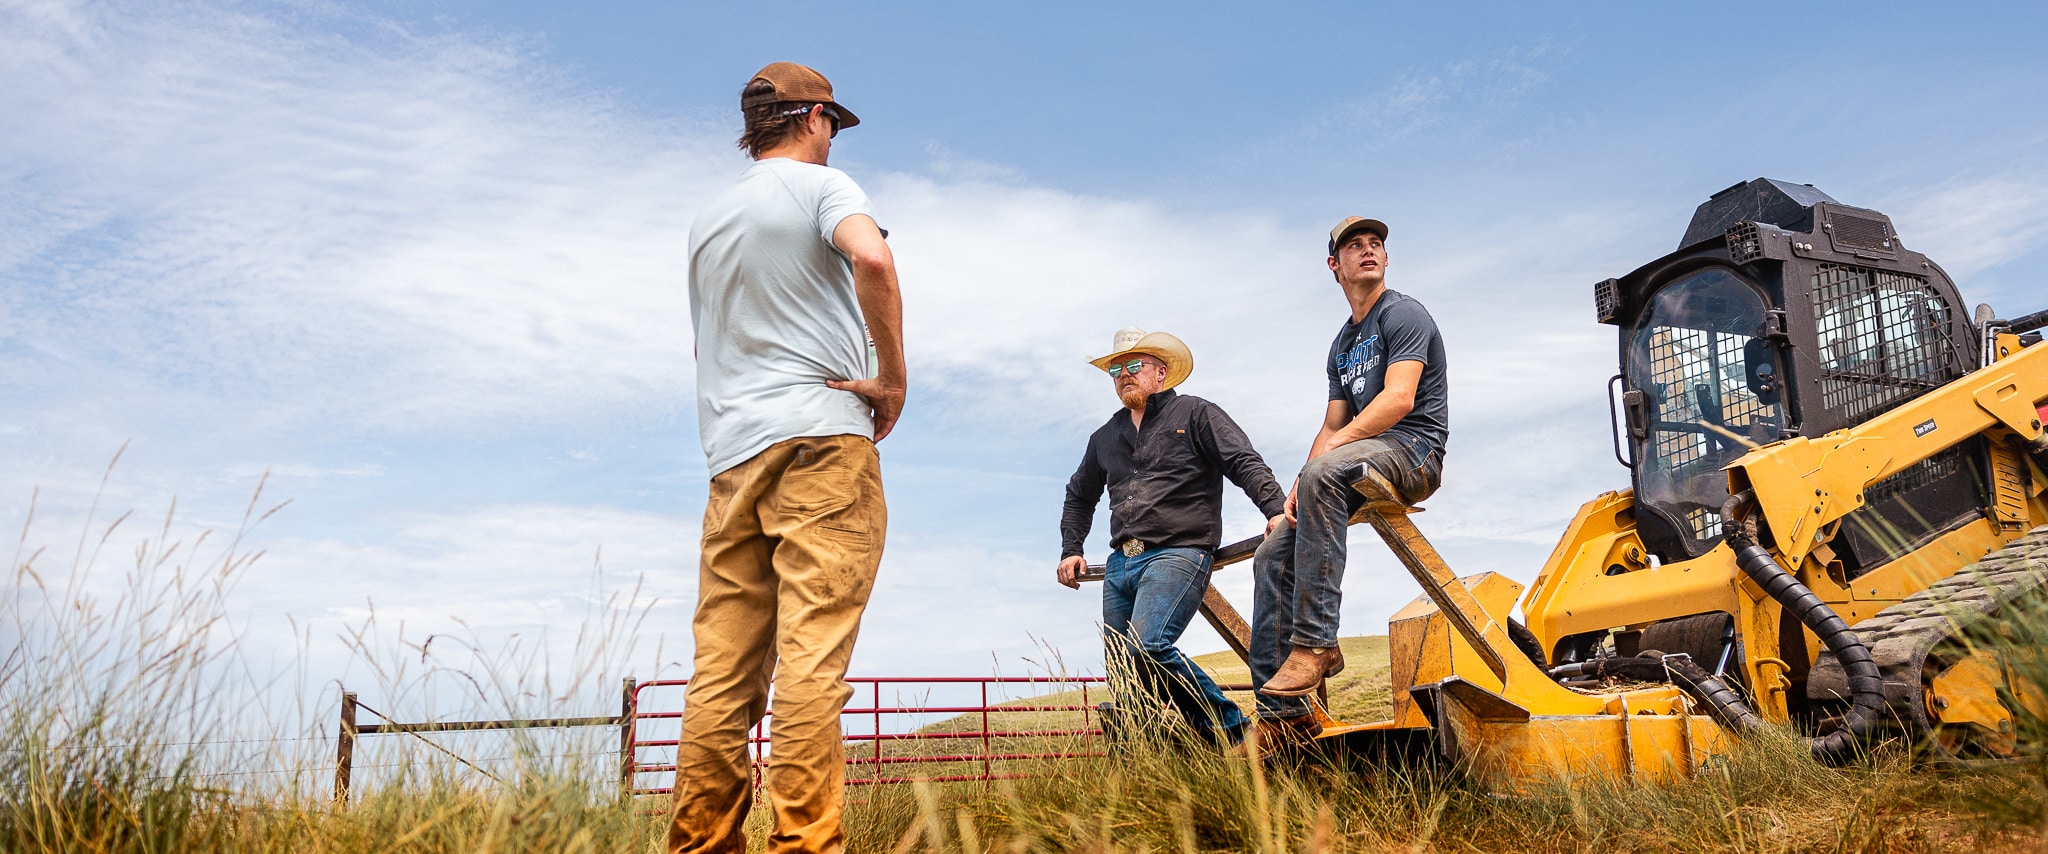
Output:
[1326, 289, 1450, 454]
[689, 158, 877, 475]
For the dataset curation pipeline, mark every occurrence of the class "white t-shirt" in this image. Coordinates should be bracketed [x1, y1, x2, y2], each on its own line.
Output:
[689, 158, 877, 475]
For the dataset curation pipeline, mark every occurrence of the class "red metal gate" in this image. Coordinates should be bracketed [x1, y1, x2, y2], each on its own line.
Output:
[626, 676, 1108, 794]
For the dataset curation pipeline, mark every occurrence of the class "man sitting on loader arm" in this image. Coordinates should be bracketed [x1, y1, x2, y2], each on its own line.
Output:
[1058, 327, 1289, 748]
[1243, 216, 1450, 755]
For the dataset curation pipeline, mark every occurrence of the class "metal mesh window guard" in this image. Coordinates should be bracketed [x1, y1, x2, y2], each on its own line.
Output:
[1868, 442, 1966, 506]
[1642, 324, 1775, 541]
[1811, 264, 1960, 422]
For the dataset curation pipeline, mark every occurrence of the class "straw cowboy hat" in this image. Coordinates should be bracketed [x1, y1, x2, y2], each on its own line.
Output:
[1089, 327, 1194, 391]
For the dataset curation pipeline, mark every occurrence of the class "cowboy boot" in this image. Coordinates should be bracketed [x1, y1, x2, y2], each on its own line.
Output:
[1228, 713, 1324, 760]
[1258, 645, 1345, 698]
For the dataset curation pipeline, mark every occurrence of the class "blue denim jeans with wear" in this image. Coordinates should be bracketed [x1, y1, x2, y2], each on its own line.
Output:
[1251, 433, 1441, 718]
[1102, 545, 1247, 739]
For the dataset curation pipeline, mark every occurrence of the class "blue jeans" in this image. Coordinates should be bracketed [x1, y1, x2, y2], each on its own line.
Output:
[1101, 546, 1247, 738]
[1251, 434, 1441, 718]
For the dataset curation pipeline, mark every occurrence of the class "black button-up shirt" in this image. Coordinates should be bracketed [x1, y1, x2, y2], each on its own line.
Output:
[1061, 389, 1287, 558]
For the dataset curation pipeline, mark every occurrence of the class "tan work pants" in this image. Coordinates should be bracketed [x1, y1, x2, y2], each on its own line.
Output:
[668, 434, 887, 854]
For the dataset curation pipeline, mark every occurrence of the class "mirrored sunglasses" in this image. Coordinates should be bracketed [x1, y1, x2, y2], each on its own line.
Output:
[1106, 359, 1150, 377]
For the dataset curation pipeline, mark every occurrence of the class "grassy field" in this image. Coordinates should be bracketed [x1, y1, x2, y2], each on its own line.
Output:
[18, 617, 2048, 854]
[820, 638, 2047, 852]
[13, 486, 2048, 852]
[827, 638, 1392, 788]
[1186, 636, 1393, 725]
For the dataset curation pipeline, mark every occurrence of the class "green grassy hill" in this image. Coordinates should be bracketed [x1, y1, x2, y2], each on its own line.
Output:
[1187, 635, 1392, 724]
[900, 634, 1394, 752]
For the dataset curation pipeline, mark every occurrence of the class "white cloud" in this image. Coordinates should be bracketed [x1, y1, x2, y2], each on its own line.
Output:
[868, 166, 1644, 597]
[0, 1, 1653, 703]
[241, 502, 696, 714]
[1, 0, 723, 434]
[22, 0, 2048, 733]
[1320, 42, 1562, 143]
[1889, 171, 2048, 281]
[875, 174, 1322, 434]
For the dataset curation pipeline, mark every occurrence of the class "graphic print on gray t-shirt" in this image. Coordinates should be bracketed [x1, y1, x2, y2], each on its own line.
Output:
[1325, 289, 1451, 454]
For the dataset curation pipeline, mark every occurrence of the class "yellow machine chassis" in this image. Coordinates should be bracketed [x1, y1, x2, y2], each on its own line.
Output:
[1163, 335, 2048, 791]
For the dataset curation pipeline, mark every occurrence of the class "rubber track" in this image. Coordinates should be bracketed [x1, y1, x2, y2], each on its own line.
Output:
[1807, 525, 2048, 737]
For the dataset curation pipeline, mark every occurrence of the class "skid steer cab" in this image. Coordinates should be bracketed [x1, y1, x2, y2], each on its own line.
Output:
[1085, 178, 2048, 790]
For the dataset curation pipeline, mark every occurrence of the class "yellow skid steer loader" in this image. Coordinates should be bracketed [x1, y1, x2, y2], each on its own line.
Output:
[1098, 178, 2048, 789]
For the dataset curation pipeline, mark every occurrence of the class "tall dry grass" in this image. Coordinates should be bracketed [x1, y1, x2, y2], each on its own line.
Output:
[846, 727, 2041, 853]
[5, 457, 2048, 852]
[0, 457, 668, 852]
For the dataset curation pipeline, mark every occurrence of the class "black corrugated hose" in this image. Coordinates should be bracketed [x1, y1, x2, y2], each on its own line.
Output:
[1712, 489, 1886, 762]
[1551, 652, 1764, 734]
[1556, 493, 1883, 759]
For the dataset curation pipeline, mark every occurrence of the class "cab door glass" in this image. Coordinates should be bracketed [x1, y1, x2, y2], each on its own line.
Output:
[1627, 268, 1787, 551]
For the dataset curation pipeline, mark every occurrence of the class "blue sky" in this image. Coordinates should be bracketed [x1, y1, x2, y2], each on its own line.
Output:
[6, 0, 2048, 726]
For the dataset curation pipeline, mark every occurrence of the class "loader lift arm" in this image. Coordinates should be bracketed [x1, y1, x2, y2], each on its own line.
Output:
[1725, 334, 2048, 570]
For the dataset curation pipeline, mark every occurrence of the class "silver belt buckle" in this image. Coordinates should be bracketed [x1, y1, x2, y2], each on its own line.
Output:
[1120, 539, 1145, 557]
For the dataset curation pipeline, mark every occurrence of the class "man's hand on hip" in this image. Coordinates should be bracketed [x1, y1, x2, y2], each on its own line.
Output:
[1056, 555, 1087, 589]
[826, 377, 906, 441]
[1266, 514, 1287, 536]
[1283, 480, 1299, 525]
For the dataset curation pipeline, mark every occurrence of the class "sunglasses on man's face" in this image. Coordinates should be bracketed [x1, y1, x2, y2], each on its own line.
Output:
[1106, 359, 1153, 378]
[780, 104, 841, 138]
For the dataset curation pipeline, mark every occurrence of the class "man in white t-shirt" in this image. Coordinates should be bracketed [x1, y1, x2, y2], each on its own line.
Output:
[669, 61, 905, 854]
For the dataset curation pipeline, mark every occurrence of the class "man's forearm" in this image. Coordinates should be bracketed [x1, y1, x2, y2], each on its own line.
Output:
[1337, 396, 1408, 443]
[1059, 489, 1097, 558]
[853, 261, 905, 385]
[1203, 407, 1288, 515]
[1311, 395, 1411, 458]
[1305, 424, 1341, 464]
[1058, 520, 1089, 558]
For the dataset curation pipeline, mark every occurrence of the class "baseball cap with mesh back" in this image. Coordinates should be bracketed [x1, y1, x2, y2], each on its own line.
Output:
[1327, 216, 1389, 255]
[740, 61, 861, 130]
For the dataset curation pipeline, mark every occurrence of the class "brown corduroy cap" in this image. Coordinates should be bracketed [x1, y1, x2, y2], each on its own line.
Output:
[740, 61, 861, 130]
[1328, 216, 1389, 255]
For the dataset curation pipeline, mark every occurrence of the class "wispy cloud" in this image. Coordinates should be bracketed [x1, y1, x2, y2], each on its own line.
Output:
[1320, 42, 1563, 143]
[1889, 171, 2048, 283]
[1, 0, 725, 434]
[251, 501, 694, 699]
[0, 2, 1644, 689]
[18, 0, 2047, 705]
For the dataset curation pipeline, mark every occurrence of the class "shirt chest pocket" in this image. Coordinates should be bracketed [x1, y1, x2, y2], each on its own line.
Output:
[1141, 428, 1194, 466]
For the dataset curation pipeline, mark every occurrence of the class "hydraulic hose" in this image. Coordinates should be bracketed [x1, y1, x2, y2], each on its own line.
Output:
[1716, 490, 1887, 762]
[1661, 654, 1764, 735]
[1551, 652, 1765, 734]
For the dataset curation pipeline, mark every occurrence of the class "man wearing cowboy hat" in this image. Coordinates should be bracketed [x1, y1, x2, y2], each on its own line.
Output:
[1058, 327, 1288, 747]
[672, 61, 904, 853]
[1243, 216, 1448, 756]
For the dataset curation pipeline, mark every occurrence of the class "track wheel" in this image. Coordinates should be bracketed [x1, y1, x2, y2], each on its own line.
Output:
[1923, 647, 2046, 760]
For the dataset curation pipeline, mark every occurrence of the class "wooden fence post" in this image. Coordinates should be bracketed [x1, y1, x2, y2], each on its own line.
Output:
[619, 677, 637, 796]
[334, 690, 357, 805]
